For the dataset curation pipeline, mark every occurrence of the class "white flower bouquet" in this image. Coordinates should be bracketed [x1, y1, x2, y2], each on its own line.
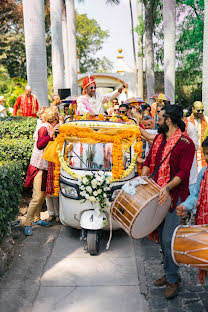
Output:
[78, 171, 111, 213]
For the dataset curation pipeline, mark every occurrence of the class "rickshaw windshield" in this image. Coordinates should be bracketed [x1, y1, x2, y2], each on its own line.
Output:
[64, 142, 131, 171]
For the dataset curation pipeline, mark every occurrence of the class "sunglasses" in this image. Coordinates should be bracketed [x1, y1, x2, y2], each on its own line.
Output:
[196, 109, 204, 112]
[90, 86, 96, 90]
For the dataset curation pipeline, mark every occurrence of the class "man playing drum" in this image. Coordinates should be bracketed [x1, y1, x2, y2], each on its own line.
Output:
[142, 105, 195, 299]
[176, 137, 208, 284]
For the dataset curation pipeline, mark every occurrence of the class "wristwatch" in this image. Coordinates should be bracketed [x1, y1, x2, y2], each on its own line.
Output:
[166, 186, 170, 193]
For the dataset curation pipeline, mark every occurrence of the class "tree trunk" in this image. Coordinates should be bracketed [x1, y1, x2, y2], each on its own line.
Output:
[202, 0, 208, 116]
[65, 0, 78, 96]
[62, 2, 70, 89]
[136, 0, 144, 98]
[50, 0, 65, 94]
[129, 0, 138, 96]
[163, 0, 176, 104]
[144, 1, 155, 102]
[22, 0, 48, 106]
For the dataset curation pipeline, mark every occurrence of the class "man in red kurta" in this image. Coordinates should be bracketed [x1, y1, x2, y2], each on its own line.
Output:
[142, 105, 195, 299]
[13, 86, 39, 117]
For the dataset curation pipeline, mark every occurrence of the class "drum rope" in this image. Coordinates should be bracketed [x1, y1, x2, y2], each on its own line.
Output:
[106, 212, 113, 250]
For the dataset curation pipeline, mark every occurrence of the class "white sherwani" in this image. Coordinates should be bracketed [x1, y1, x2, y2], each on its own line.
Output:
[77, 89, 120, 115]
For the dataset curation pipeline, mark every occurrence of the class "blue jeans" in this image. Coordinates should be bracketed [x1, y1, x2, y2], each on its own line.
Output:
[157, 198, 181, 283]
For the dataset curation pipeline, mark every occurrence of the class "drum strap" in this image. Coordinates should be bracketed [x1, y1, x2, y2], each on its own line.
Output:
[150, 136, 182, 179]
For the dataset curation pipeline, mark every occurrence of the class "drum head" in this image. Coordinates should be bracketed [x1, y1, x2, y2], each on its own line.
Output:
[131, 195, 171, 239]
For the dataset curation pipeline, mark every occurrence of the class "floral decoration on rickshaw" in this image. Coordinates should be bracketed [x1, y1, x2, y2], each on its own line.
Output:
[72, 113, 134, 123]
[45, 123, 142, 197]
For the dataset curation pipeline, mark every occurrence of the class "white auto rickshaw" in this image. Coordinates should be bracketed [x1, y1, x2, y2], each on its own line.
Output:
[55, 116, 142, 255]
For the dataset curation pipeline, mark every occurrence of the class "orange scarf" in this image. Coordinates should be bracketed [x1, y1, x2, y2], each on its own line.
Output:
[149, 128, 182, 187]
[189, 114, 207, 167]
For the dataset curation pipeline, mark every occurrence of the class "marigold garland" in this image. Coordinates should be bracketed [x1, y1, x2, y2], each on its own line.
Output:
[53, 123, 142, 195]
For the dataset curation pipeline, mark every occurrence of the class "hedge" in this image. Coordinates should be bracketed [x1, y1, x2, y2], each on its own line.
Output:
[0, 117, 37, 239]
[0, 138, 34, 175]
[0, 161, 23, 238]
[0, 117, 37, 139]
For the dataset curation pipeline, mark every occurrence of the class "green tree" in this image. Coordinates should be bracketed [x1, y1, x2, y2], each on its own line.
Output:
[0, 2, 113, 78]
[76, 12, 112, 73]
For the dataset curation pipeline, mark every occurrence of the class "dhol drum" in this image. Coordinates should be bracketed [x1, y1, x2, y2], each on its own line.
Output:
[111, 177, 171, 239]
[171, 225, 208, 270]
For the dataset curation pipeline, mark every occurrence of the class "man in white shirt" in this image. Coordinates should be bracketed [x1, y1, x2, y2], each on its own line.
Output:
[77, 76, 127, 115]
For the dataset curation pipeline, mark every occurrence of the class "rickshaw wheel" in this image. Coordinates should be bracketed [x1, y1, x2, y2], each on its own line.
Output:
[87, 230, 100, 255]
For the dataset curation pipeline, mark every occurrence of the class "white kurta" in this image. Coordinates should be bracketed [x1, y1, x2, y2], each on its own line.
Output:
[188, 115, 208, 171]
[77, 89, 120, 115]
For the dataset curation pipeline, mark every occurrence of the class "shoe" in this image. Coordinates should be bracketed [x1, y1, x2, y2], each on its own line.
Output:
[55, 216, 60, 223]
[46, 216, 55, 222]
[33, 220, 51, 226]
[164, 282, 179, 299]
[154, 275, 167, 286]
[24, 226, 32, 236]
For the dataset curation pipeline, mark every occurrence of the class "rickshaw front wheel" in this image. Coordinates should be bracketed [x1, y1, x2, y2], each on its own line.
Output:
[87, 230, 100, 255]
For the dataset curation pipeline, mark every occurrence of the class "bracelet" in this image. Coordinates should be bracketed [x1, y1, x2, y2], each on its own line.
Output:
[166, 186, 170, 192]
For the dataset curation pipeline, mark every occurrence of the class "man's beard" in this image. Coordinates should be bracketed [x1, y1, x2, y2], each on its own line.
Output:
[158, 121, 169, 134]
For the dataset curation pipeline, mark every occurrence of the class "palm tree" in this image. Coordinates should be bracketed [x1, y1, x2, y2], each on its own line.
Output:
[202, 0, 208, 116]
[22, 0, 48, 106]
[136, 0, 144, 98]
[144, 0, 155, 102]
[50, 0, 65, 94]
[163, 0, 176, 104]
[62, 2, 70, 89]
[65, 0, 78, 96]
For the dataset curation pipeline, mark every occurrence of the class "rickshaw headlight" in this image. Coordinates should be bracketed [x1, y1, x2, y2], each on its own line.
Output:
[60, 183, 79, 199]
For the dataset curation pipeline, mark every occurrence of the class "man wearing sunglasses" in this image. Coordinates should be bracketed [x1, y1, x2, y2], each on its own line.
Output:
[188, 101, 208, 171]
[77, 76, 127, 116]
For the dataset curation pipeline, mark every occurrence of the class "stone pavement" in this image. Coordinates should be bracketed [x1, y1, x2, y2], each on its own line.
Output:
[0, 223, 149, 312]
[134, 237, 208, 312]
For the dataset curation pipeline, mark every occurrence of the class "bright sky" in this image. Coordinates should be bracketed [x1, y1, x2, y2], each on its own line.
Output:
[74, 0, 137, 72]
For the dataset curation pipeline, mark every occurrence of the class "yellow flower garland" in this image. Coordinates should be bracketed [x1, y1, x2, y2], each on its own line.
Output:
[53, 123, 142, 195]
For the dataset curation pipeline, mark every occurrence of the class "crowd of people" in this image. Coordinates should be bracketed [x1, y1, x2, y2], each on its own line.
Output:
[2, 76, 208, 300]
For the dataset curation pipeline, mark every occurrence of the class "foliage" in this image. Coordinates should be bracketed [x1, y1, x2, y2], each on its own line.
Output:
[0, 117, 36, 238]
[76, 12, 113, 73]
[176, 0, 204, 74]
[0, 160, 23, 239]
[0, 65, 26, 108]
[0, 137, 33, 172]
[0, 116, 37, 138]
[0, 1, 113, 78]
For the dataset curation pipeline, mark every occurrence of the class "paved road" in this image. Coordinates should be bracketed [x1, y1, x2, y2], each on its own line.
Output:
[0, 223, 149, 312]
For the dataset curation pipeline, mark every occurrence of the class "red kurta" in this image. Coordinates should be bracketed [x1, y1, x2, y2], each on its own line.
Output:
[143, 134, 195, 211]
[13, 94, 39, 117]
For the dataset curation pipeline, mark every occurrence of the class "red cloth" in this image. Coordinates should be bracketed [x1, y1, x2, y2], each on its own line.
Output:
[195, 167, 208, 284]
[195, 166, 208, 225]
[24, 164, 47, 191]
[149, 128, 182, 188]
[13, 94, 39, 117]
[37, 126, 52, 150]
[143, 133, 195, 211]
[46, 161, 55, 195]
[82, 76, 96, 95]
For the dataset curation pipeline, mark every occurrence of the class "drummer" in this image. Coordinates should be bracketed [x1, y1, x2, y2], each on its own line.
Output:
[142, 104, 195, 299]
[176, 137, 208, 284]
[77, 76, 127, 115]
